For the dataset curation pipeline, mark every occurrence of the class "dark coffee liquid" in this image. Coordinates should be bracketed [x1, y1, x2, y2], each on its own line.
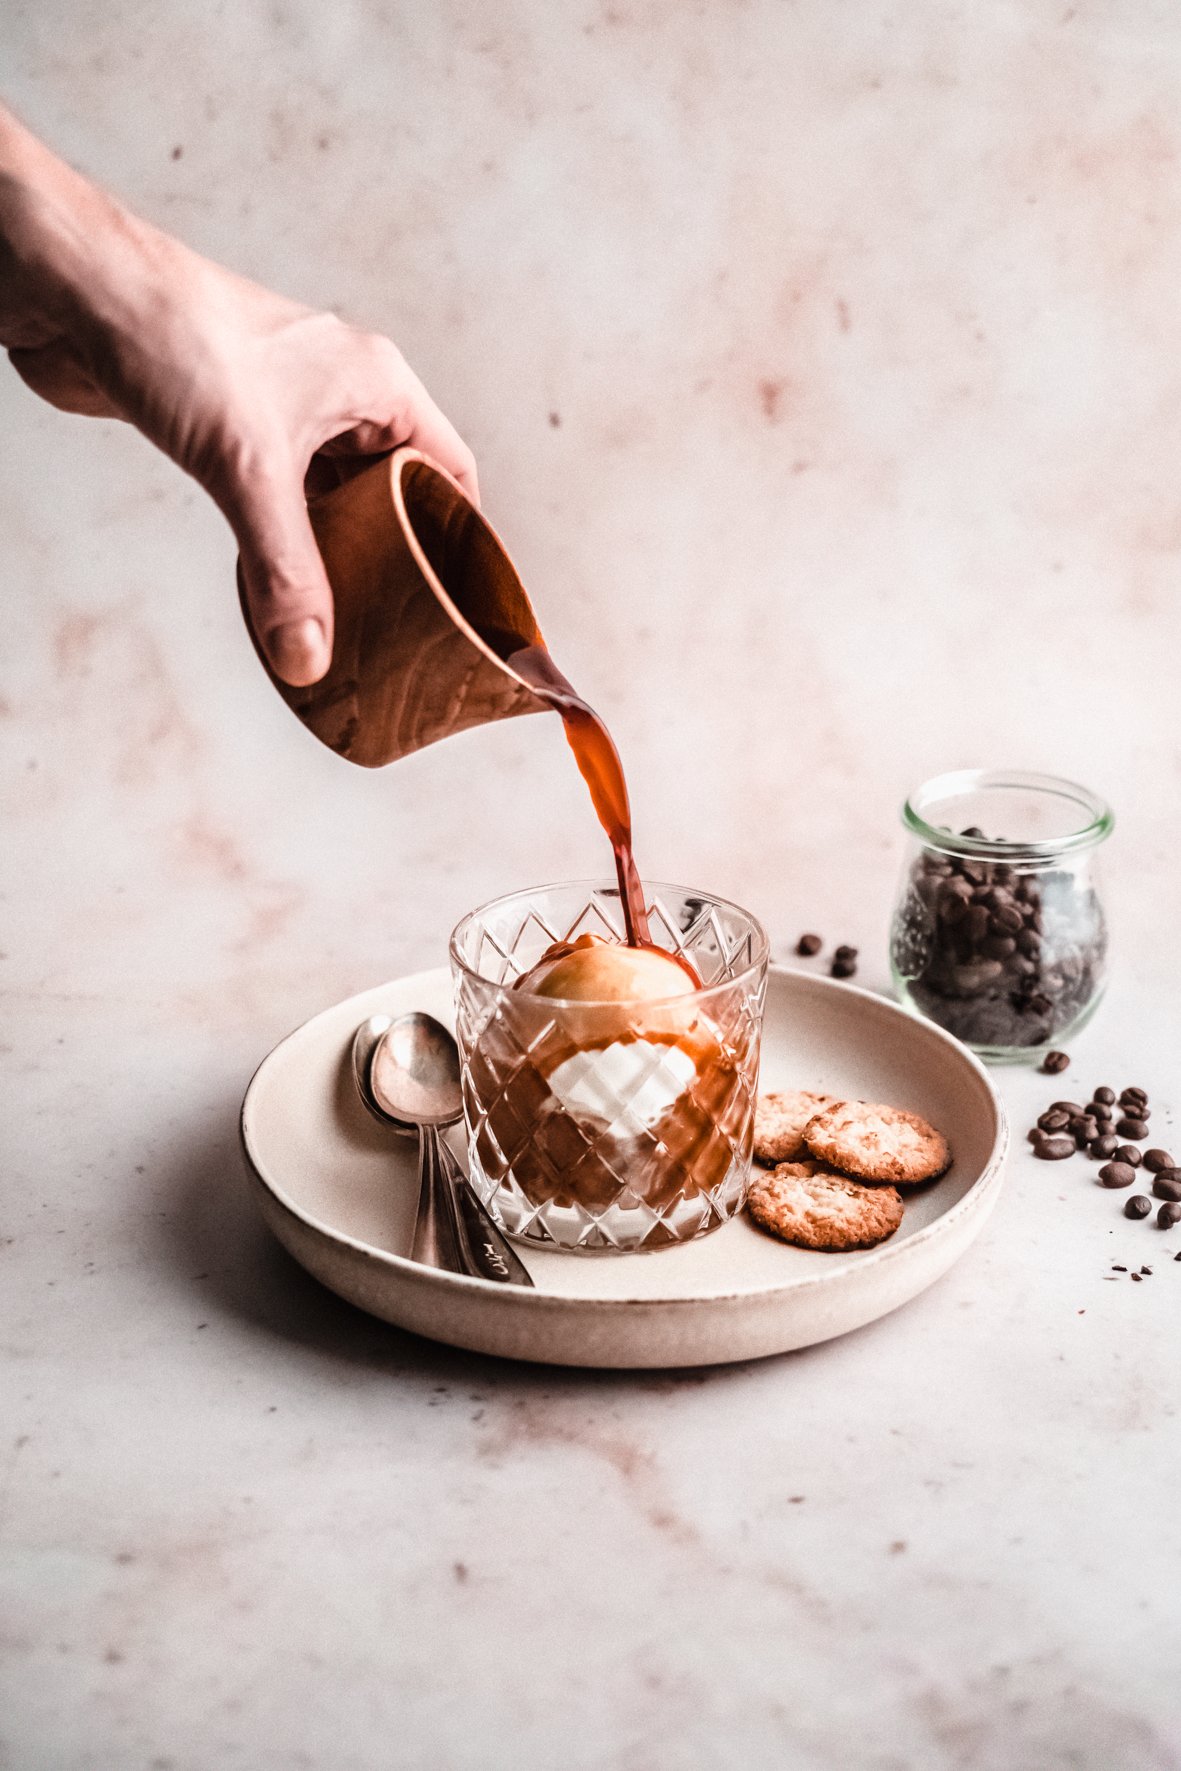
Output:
[505, 644, 651, 947]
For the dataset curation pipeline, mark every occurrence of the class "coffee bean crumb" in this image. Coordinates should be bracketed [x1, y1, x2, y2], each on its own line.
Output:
[1131, 1271, 1143, 1281]
[834, 944, 859, 963]
[1112, 1264, 1127, 1271]
[1041, 1050, 1070, 1074]
[795, 933, 822, 957]
[1140, 1266, 1152, 1276]
[831, 957, 857, 979]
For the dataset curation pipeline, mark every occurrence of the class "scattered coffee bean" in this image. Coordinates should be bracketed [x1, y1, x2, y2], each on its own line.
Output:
[1093, 1086, 1116, 1105]
[1151, 1174, 1181, 1202]
[1099, 1162, 1137, 1188]
[1144, 1149, 1174, 1173]
[795, 933, 823, 957]
[831, 957, 857, 979]
[1125, 1197, 1152, 1220]
[1090, 1134, 1119, 1159]
[1041, 1049, 1071, 1074]
[834, 944, 858, 963]
[1157, 1202, 1181, 1229]
[1087, 1100, 1113, 1123]
[1114, 1145, 1142, 1167]
[1035, 1136, 1076, 1161]
[1117, 1118, 1150, 1140]
[1075, 1116, 1099, 1145]
[1119, 1088, 1148, 1109]
[1050, 1101, 1085, 1116]
[1038, 1109, 1071, 1133]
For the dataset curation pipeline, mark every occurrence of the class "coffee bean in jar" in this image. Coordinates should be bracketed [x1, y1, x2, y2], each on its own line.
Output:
[890, 770, 1112, 1060]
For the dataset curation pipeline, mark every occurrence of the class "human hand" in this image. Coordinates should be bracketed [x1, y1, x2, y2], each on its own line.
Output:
[0, 109, 478, 687]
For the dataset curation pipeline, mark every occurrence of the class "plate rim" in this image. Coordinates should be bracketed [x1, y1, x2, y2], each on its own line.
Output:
[240, 964, 1010, 1311]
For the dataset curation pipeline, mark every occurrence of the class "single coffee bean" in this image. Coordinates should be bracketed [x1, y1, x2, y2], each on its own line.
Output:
[964, 903, 989, 941]
[834, 944, 858, 962]
[1144, 1149, 1174, 1173]
[1090, 1134, 1119, 1159]
[1156, 1202, 1181, 1229]
[1125, 1195, 1153, 1219]
[1087, 1100, 1113, 1122]
[1151, 1174, 1181, 1202]
[830, 958, 857, 979]
[1041, 1049, 1070, 1075]
[1114, 1145, 1142, 1167]
[1037, 1109, 1071, 1132]
[795, 933, 823, 956]
[1035, 1136, 1076, 1161]
[1119, 1088, 1148, 1108]
[991, 905, 1024, 935]
[1117, 1117, 1150, 1140]
[1093, 1086, 1116, 1105]
[1049, 1101, 1084, 1115]
[1098, 1162, 1137, 1189]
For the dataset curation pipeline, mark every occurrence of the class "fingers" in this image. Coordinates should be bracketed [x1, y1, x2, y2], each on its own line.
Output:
[8, 341, 121, 418]
[322, 336, 480, 506]
[229, 466, 335, 687]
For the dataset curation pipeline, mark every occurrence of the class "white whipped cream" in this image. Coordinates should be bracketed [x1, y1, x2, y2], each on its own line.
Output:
[545, 1039, 698, 1138]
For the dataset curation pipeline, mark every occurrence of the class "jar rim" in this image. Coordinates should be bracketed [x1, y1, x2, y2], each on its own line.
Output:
[902, 769, 1114, 860]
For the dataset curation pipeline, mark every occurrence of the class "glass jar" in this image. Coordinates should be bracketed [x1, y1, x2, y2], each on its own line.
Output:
[890, 770, 1113, 1062]
[450, 880, 768, 1253]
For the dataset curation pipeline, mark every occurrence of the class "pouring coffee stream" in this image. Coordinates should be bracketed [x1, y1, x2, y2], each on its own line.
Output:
[240, 447, 696, 975]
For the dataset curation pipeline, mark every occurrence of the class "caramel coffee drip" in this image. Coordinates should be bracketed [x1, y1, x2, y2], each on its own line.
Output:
[486, 641, 650, 949]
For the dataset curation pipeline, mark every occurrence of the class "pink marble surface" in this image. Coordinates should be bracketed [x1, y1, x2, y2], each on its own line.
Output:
[2, 4, 1181, 1767]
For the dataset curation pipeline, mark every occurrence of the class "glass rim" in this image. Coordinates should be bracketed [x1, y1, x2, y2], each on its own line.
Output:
[449, 876, 770, 1009]
[902, 768, 1114, 860]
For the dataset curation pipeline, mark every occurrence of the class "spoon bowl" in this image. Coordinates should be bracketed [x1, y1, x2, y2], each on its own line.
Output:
[371, 1012, 463, 1128]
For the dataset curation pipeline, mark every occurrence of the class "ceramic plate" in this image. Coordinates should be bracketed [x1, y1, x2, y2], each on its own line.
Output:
[240, 966, 1007, 1368]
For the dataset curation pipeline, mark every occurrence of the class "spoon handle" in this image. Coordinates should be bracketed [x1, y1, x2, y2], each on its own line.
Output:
[410, 1126, 465, 1271]
[438, 1138, 535, 1287]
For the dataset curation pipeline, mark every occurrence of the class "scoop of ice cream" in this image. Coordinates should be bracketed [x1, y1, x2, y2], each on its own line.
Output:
[512, 933, 716, 1079]
[519, 933, 700, 1002]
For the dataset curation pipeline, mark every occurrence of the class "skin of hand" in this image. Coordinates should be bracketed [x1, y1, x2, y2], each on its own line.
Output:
[0, 106, 478, 686]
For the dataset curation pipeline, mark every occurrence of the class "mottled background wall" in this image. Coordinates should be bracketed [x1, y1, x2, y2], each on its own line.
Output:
[3, 0, 1178, 1026]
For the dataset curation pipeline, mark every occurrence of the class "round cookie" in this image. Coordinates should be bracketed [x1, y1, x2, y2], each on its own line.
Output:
[746, 1160, 904, 1251]
[803, 1101, 950, 1186]
[753, 1089, 840, 1165]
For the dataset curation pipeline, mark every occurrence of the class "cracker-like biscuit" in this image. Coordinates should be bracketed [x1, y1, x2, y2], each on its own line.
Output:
[746, 1160, 904, 1251]
[803, 1101, 950, 1186]
[753, 1089, 840, 1165]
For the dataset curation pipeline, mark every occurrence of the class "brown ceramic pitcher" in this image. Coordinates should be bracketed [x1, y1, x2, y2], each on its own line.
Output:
[239, 448, 547, 768]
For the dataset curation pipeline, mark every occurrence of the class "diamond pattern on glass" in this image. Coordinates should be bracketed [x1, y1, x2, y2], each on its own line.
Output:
[452, 884, 767, 1253]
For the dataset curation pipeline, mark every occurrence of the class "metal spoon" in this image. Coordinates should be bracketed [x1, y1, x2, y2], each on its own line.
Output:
[351, 1012, 532, 1287]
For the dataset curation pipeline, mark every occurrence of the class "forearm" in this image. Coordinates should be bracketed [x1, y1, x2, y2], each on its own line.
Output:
[0, 104, 155, 357]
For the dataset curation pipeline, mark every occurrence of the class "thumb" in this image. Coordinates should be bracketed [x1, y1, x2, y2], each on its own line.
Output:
[231, 472, 335, 687]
